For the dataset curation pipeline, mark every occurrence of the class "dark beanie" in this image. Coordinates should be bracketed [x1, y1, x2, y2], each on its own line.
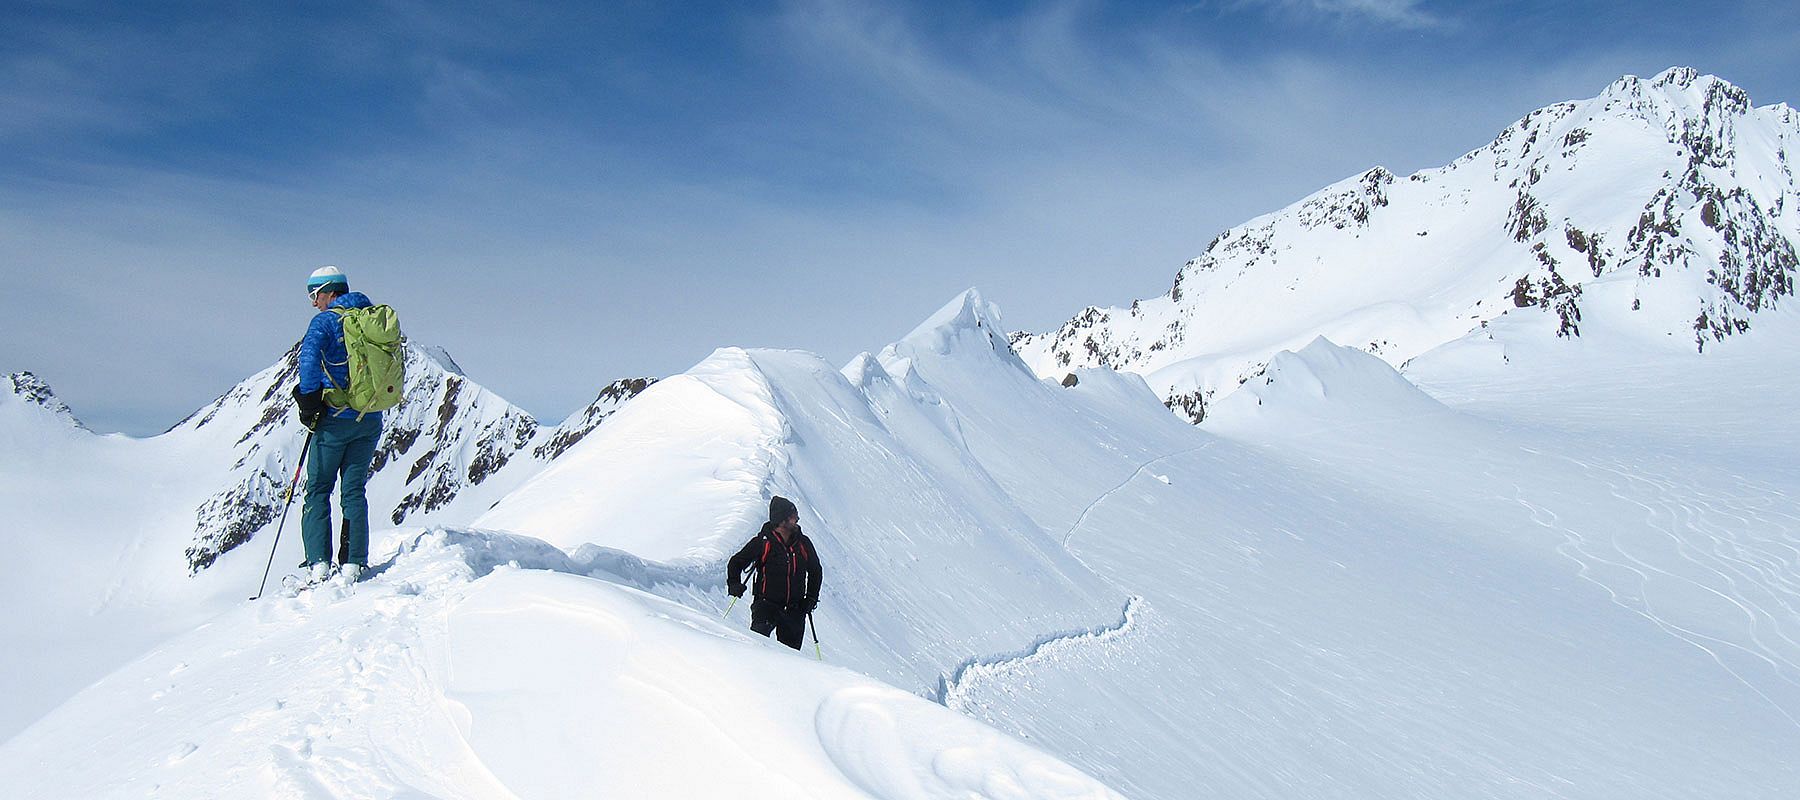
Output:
[768, 495, 798, 523]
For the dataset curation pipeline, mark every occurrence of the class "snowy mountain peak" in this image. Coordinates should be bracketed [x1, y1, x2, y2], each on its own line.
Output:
[882, 289, 1032, 380]
[1587, 68, 1757, 160]
[418, 344, 466, 376]
[1603, 66, 1736, 101]
[3, 371, 86, 431]
[178, 339, 653, 575]
[1644, 65, 1744, 104]
[1654, 65, 1703, 85]
[1014, 68, 1800, 423]
[903, 288, 1004, 342]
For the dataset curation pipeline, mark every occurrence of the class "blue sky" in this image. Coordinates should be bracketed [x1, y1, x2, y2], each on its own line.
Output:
[3, 0, 1796, 433]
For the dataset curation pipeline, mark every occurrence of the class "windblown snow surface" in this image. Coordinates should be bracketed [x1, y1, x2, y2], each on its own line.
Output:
[5, 284, 1799, 799]
[1013, 68, 1800, 426]
[11, 66, 1800, 799]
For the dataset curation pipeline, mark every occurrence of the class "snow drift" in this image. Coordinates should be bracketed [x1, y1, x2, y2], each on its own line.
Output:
[0, 528, 1121, 800]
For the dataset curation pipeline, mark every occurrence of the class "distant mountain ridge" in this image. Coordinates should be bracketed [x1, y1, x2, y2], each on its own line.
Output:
[186, 344, 656, 573]
[6, 347, 655, 575]
[1012, 67, 1800, 421]
[4, 371, 86, 431]
[9, 284, 1800, 797]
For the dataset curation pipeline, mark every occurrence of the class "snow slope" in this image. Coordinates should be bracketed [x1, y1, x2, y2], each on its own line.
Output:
[1014, 67, 1800, 422]
[8, 67, 1800, 800]
[478, 292, 1126, 693]
[934, 332, 1800, 799]
[476, 290, 1800, 798]
[0, 349, 649, 740]
[0, 528, 1120, 799]
[11, 284, 1800, 798]
[2, 296, 1149, 797]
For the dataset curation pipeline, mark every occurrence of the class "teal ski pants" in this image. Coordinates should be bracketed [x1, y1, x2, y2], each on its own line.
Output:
[301, 414, 381, 566]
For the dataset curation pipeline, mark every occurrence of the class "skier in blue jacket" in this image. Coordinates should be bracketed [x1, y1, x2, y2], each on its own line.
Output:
[292, 266, 383, 583]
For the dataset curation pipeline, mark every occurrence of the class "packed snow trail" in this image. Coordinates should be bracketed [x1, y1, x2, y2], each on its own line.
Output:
[0, 527, 1124, 799]
[936, 596, 1147, 712]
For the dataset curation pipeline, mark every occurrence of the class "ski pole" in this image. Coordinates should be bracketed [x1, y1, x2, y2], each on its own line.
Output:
[722, 595, 739, 619]
[808, 612, 822, 661]
[250, 431, 313, 601]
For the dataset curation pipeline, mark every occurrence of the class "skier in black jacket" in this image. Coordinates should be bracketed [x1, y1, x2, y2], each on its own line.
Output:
[727, 496, 823, 650]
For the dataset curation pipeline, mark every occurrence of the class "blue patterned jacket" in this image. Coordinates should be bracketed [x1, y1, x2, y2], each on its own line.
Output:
[298, 292, 382, 422]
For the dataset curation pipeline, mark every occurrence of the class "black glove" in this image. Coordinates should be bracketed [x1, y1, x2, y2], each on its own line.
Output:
[292, 387, 325, 431]
[800, 596, 818, 614]
[727, 580, 745, 598]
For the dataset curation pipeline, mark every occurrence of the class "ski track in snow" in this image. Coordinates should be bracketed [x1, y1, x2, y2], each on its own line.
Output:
[933, 595, 1146, 711]
[1061, 442, 1217, 549]
[929, 444, 1201, 712]
[262, 595, 425, 796]
[1509, 454, 1800, 731]
[928, 443, 1202, 713]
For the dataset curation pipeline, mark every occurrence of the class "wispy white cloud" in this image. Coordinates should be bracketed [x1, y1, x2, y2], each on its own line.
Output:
[0, 10, 289, 144]
[763, 0, 1499, 210]
[0, 0, 1577, 431]
[1198, 0, 1447, 30]
[6, 0, 1791, 434]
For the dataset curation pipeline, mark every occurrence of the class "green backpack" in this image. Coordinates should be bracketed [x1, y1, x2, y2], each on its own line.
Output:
[322, 305, 406, 417]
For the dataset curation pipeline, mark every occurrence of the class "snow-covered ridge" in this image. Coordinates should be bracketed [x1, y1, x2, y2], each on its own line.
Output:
[3, 371, 86, 431]
[7, 284, 1800, 798]
[0, 526, 1123, 799]
[1013, 67, 1800, 421]
[9, 68, 1800, 800]
[124, 341, 656, 574]
[3, 290, 1174, 795]
[474, 294, 1135, 693]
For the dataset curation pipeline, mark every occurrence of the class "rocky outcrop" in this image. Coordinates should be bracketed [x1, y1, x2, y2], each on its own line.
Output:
[5, 372, 87, 430]
[1014, 68, 1800, 420]
[181, 342, 655, 574]
[534, 378, 656, 461]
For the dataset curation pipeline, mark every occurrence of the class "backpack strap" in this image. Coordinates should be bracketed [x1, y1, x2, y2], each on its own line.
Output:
[319, 308, 350, 416]
[324, 306, 371, 422]
[755, 535, 773, 595]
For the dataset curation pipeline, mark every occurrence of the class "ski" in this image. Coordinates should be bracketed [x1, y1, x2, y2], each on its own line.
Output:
[274, 564, 373, 598]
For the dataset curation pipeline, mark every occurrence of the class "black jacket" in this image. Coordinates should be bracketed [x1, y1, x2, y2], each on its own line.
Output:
[727, 523, 822, 610]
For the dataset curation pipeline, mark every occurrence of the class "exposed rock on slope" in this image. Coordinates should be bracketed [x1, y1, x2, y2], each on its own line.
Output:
[179, 343, 653, 573]
[1014, 67, 1800, 421]
[4, 372, 87, 431]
